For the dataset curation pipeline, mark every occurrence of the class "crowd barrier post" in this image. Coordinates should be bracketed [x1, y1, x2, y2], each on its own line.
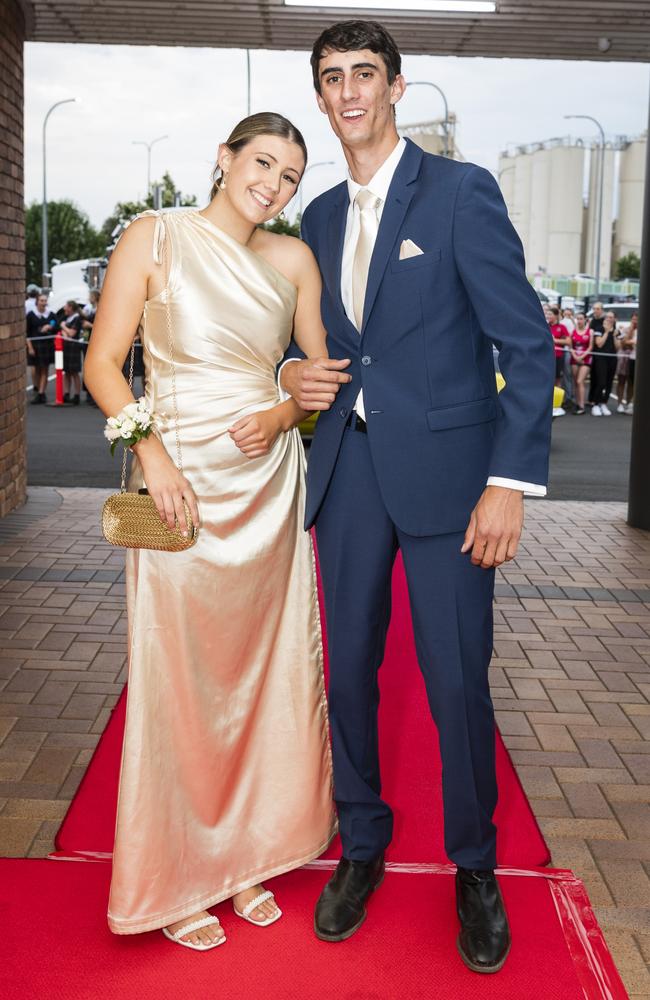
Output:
[54, 333, 64, 406]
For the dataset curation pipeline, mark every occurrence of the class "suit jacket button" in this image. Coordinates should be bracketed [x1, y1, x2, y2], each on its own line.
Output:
[339, 407, 348, 418]
[361, 355, 372, 366]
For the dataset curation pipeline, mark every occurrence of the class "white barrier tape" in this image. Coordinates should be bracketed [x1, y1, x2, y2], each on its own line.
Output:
[561, 352, 633, 360]
[28, 334, 143, 347]
[27, 335, 625, 360]
[27, 333, 77, 341]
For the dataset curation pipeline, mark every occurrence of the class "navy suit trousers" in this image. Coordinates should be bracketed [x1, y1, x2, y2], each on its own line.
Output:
[315, 426, 498, 870]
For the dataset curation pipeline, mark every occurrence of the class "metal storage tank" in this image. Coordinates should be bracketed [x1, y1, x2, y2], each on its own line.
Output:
[547, 144, 584, 276]
[512, 150, 532, 262]
[398, 116, 462, 160]
[584, 144, 615, 281]
[498, 154, 516, 218]
[615, 135, 646, 260]
[528, 145, 551, 274]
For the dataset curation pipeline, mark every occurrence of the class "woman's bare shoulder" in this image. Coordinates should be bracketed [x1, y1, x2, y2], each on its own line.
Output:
[253, 229, 318, 284]
[108, 216, 160, 276]
[116, 215, 157, 248]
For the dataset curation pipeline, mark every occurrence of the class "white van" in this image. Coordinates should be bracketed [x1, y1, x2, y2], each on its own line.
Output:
[47, 259, 106, 316]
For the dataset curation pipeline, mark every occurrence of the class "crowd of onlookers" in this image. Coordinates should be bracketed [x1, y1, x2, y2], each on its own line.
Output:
[25, 284, 101, 405]
[546, 301, 638, 416]
[25, 284, 148, 406]
[25, 283, 639, 420]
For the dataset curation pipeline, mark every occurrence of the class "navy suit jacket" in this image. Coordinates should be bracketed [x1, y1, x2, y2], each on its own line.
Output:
[291, 137, 554, 536]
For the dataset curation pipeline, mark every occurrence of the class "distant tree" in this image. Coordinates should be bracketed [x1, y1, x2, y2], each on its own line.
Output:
[263, 213, 301, 238]
[25, 200, 105, 285]
[614, 252, 641, 281]
[100, 172, 197, 244]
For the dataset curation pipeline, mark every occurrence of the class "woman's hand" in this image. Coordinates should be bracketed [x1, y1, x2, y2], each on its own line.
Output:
[133, 436, 199, 535]
[229, 408, 283, 459]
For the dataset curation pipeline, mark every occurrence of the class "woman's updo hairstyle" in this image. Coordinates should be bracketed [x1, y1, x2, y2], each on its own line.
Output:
[210, 112, 308, 200]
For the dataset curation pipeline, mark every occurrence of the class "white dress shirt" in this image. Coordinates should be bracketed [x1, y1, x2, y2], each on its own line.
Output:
[285, 137, 546, 497]
[343, 138, 406, 422]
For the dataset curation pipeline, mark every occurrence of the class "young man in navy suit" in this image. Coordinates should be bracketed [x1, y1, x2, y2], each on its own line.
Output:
[280, 20, 554, 973]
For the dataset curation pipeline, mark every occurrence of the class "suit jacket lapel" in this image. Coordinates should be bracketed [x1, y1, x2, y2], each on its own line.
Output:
[361, 138, 424, 337]
[324, 184, 348, 313]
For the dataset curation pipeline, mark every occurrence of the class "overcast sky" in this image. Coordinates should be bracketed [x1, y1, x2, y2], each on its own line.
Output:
[24, 42, 649, 229]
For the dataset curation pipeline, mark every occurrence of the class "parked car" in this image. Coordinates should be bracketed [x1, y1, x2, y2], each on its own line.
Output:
[536, 286, 560, 305]
[588, 302, 638, 324]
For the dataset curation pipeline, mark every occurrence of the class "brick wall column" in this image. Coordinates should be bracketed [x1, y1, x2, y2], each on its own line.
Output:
[0, 0, 27, 517]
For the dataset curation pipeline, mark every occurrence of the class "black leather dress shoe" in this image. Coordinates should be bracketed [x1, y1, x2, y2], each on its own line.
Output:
[314, 855, 385, 942]
[455, 867, 511, 973]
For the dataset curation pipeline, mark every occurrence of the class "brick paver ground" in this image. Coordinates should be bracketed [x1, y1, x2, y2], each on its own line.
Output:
[0, 487, 649, 995]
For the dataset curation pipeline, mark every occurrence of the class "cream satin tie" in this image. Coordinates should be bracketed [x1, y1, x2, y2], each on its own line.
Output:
[352, 188, 381, 331]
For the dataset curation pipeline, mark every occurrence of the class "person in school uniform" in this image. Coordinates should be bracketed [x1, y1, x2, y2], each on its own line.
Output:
[60, 300, 83, 405]
[26, 293, 57, 404]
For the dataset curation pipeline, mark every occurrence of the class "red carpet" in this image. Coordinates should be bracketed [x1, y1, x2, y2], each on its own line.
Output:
[55, 556, 549, 867]
[0, 859, 626, 1000]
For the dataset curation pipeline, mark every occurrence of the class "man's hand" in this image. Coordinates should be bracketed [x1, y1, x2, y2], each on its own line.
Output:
[280, 357, 352, 412]
[461, 485, 524, 569]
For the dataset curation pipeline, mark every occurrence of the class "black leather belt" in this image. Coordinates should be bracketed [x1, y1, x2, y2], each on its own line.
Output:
[345, 411, 367, 433]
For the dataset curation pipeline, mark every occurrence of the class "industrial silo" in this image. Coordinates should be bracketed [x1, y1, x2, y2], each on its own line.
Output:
[615, 135, 646, 261]
[498, 154, 516, 217]
[512, 150, 533, 263]
[547, 144, 585, 276]
[584, 144, 615, 280]
[528, 145, 551, 274]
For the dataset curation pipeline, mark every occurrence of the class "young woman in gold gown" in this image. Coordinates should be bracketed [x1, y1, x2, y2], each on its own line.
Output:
[85, 114, 345, 951]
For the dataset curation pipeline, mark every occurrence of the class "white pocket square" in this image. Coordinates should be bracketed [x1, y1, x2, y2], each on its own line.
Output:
[399, 239, 424, 260]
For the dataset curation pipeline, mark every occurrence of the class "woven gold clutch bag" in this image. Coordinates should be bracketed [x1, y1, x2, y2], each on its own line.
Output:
[102, 491, 196, 551]
[101, 212, 198, 553]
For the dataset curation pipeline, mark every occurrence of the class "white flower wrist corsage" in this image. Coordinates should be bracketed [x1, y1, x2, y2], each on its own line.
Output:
[104, 398, 157, 456]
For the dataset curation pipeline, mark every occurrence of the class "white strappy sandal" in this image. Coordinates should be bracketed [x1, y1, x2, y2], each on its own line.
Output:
[162, 914, 226, 951]
[233, 889, 282, 927]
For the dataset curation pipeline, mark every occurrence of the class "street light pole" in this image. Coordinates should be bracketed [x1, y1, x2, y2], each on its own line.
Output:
[132, 135, 168, 196]
[42, 98, 76, 281]
[297, 161, 335, 218]
[565, 114, 605, 297]
[405, 80, 450, 157]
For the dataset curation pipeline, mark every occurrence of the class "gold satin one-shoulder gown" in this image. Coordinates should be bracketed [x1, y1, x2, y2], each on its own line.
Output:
[107, 209, 336, 934]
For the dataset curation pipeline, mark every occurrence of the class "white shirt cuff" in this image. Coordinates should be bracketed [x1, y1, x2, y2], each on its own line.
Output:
[277, 358, 300, 402]
[487, 477, 547, 497]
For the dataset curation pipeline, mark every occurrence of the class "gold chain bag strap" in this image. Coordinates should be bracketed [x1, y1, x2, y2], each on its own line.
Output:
[101, 215, 198, 551]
